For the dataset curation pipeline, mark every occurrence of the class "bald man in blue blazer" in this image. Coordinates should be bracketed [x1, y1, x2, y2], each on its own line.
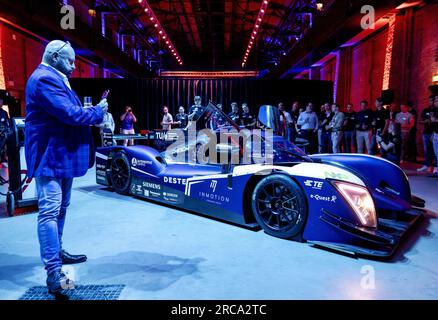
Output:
[25, 40, 108, 296]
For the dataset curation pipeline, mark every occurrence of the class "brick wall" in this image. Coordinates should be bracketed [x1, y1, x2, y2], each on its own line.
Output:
[0, 22, 108, 114]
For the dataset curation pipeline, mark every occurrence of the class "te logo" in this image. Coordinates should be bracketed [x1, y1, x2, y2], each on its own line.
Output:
[304, 180, 324, 190]
[60, 5, 75, 30]
[361, 5, 375, 30]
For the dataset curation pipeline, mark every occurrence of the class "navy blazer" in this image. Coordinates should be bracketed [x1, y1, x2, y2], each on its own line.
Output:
[25, 64, 104, 178]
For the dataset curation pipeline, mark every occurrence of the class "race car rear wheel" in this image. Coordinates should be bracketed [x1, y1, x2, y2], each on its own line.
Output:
[252, 174, 307, 239]
[109, 152, 131, 195]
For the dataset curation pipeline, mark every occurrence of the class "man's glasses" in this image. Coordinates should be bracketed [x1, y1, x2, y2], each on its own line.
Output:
[52, 41, 70, 55]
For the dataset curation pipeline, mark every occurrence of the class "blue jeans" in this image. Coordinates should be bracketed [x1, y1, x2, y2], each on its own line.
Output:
[422, 134, 435, 167]
[36, 177, 73, 275]
[433, 134, 438, 168]
[343, 131, 354, 153]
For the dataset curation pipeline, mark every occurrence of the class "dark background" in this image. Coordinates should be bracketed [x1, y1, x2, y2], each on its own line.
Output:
[70, 78, 333, 131]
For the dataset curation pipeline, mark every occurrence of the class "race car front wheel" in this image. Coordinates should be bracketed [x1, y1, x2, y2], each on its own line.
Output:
[252, 174, 307, 239]
[109, 152, 132, 195]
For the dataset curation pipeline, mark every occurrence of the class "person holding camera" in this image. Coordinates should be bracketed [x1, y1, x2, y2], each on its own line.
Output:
[120, 106, 137, 146]
[25, 40, 108, 297]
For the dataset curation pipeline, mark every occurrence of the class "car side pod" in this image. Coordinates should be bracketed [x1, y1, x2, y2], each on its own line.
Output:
[308, 206, 425, 258]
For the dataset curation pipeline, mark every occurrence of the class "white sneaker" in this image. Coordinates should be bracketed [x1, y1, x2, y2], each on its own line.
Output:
[417, 165, 428, 172]
[1, 162, 7, 168]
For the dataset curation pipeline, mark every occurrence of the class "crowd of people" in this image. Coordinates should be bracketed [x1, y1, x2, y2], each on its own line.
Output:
[116, 94, 438, 175]
[274, 96, 438, 174]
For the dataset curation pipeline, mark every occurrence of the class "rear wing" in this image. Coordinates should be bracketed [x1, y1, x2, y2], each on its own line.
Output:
[102, 130, 179, 147]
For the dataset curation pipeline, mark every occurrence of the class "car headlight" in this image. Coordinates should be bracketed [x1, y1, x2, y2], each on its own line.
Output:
[333, 181, 377, 228]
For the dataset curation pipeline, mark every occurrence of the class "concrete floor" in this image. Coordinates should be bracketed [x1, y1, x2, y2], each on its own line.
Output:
[0, 163, 437, 300]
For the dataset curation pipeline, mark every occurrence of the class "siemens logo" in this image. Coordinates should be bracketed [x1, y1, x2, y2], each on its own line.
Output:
[163, 177, 187, 185]
[142, 181, 161, 190]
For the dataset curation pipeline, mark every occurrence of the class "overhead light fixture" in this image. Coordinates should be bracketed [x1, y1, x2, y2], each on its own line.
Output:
[139, 1, 183, 65]
[433, 74, 438, 83]
[242, 0, 269, 67]
[316, 3, 323, 11]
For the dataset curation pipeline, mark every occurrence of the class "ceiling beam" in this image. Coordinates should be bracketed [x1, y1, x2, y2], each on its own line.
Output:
[271, 0, 406, 78]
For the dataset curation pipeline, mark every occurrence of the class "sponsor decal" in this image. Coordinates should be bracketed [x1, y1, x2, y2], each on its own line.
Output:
[96, 163, 106, 170]
[303, 179, 324, 190]
[96, 169, 106, 176]
[199, 191, 230, 203]
[96, 175, 106, 182]
[310, 194, 337, 202]
[136, 185, 143, 193]
[210, 180, 218, 192]
[164, 176, 187, 185]
[149, 190, 161, 198]
[131, 157, 153, 167]
[144, 189, 150, 197]
[142, 181, 161, 190]
[131, 184, 136, 193]
[324, 171, 349, 180]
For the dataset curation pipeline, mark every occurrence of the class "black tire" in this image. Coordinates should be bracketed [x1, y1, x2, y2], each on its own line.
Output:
[109, 152, 132, 195]
[251, 174, 307, 239]
[6, 191, 14, 217]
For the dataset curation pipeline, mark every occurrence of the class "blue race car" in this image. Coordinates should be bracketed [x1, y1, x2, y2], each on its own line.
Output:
[96, 103, 425, 257]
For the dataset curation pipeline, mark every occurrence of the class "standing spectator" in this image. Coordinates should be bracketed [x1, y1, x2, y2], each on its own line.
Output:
[120, 106, 137, 146]
[0, 98, 10, 167]
[327, 103, 345, 153]
[371, 97, 389, 154]
[188, 95, 205, 122]
[319, 103, 333, 153]
[417, 95, 436, 172]
[291, 102, 301, 137]
[278, 102, 293, 141]
[395, 104, 415, 162]
[241, 103, 256, 129]
[160, 106, 173, 131]
[342, 103, 357, 153]
[317, 104, 327, 152]
[297, 103, 318, 153]
[430, 96, 438, 177]
[24, 40, 107, 296]
[356, 100, 374, 154]
[228, 102, 242, 125]
[376, 122, 402, 165]
[210, 103, 227, 129]
[407, 101, 418, 161]
[175, 106, 188, 129]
